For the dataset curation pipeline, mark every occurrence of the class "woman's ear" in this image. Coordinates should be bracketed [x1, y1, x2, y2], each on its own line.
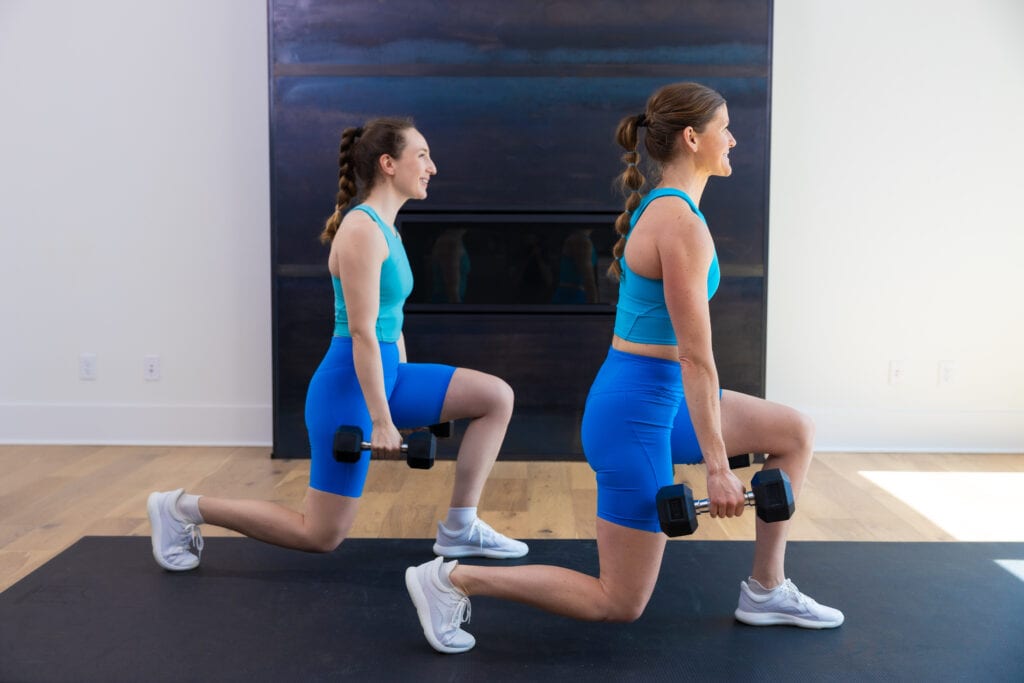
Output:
[680, 126, 699, 152]
[378, 154, 396, 176]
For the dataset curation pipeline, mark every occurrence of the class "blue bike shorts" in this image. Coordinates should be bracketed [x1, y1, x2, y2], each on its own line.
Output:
[581, 346, 711, 532]
[304, 336, 456, 497]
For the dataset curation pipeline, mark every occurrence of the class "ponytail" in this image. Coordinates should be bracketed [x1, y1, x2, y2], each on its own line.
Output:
[319, 126, 363, 245]
[608, 113, 647, 280]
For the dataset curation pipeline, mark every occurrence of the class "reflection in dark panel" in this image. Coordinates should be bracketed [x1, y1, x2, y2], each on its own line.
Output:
[397, 213, 619, 308]
[269, 0, 772, 458]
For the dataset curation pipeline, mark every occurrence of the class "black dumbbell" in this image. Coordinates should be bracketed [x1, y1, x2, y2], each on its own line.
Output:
[728, 453, 753, 469]
[428, 421, 455, 439]
[654, 453, 752, 535]
[656, 468, 795, 537]
[332, 425, 436, 469]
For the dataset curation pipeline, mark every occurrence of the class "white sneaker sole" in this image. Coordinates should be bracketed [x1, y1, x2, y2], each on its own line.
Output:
[147, 492, 198, 572]
[734, 608, 844, 629]
[405, 567, 475, 654]
[432, 542, 528, 559]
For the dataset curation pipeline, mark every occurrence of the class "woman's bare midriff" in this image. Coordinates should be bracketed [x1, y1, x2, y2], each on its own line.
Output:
[611, 335, 679, 362]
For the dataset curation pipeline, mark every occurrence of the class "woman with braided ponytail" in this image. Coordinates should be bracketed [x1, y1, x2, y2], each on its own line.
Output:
[147, 118, 527, 577]
[405, 84, 842, 654]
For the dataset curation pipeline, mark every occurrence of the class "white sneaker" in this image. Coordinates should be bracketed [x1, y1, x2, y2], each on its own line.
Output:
[147, 489, 204, 571]
[433, 518, 529, 559]
[735, 578, 844, 629]
[405, 556, 475, 654]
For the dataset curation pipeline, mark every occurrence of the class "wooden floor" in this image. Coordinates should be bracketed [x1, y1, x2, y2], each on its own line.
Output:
[1, 446, 1022, 593]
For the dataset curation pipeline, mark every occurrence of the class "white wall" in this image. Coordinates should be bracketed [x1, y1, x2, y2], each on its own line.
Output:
[769, 0, 1024, 450]
[1, 1, 1021, 451]
[0, 1, 272, 444]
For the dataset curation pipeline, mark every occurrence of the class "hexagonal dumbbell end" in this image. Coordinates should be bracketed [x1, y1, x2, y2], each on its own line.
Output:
[750, 468, 795, 523]
[406, 431, 436, 470]
[656, 483, 699, 537]
[428, 421, 455, 439]
[332, 425, 365, 463]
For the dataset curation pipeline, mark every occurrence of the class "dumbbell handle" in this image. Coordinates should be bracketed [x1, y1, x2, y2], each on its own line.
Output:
[360, 441, 408, 452]
[694, 490, 755, 515]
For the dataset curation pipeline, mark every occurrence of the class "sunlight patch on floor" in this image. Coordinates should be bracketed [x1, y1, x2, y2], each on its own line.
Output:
[995, 559, 1024, 584]
[857, 471, 1024, 542]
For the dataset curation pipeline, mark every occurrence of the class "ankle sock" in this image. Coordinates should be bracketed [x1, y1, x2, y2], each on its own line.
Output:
[445, 506, 477, 531]
[176, 493, 205, 525]
[440, 560, 464, 594]
[748, 577, 781, 595]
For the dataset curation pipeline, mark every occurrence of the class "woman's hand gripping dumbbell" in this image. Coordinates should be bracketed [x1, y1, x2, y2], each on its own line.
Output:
[331, 422, 453, 470]
[656, 468, 795, 537]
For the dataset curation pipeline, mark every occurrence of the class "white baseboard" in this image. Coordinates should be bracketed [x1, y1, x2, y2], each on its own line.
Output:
[0, 402, 273, 446]
[807, 408, 1024, 453]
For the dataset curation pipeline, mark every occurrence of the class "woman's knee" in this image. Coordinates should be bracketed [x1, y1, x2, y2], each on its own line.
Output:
[791, 409, 815, 454]
[452, 370, 514, 419]
[765, 404, 814, 456]
[602, 594, 651, 623]
[591, 579, 654, 623]
[488, 375, 515, 416]
[301, 488, 358, 552]
[304, 529, 347, 554]
[302, 511, 353, 553]
[768, 408, 815, 476]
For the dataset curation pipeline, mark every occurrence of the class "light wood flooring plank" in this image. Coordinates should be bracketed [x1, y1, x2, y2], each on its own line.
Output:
[1, 446, 1022, 593]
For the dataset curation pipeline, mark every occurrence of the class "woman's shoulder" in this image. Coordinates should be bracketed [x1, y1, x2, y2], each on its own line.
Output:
[335, 206, 386, 242]
[332, 208, 389, 263]
[638, 195, 706, 238]
[339, 205, 376, 229]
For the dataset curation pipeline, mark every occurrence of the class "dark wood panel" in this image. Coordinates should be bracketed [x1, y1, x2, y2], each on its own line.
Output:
[269, 0, 772, 458]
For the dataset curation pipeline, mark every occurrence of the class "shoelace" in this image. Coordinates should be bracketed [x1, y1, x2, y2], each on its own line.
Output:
[465, 519, 492, 547]
[183, 523, 205, 557]
[448, 595, 472, 629]
[778, 579, 812, 608]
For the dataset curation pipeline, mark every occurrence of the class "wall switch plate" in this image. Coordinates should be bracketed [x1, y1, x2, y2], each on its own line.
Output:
[938, 360, 957, 385]
[143, 355, 161, 381]
[79, 353, 97, 381]
[888, 360, 905, 385]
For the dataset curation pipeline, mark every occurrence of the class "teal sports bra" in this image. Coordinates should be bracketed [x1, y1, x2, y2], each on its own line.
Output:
[613, 188, 720, 345]
[332, 204, 414, 342]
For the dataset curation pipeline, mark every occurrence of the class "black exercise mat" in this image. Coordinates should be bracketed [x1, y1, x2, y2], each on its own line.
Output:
[2, 538, 1021, 682]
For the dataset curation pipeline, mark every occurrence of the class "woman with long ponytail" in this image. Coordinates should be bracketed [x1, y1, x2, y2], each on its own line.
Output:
[319, 125, 363, 245]
[405, 83, 844, 654]
[147, 118, 528, 590]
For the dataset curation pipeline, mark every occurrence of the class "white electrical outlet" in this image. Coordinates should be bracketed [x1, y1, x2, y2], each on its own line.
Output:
[938, 360, 957, 385]
[79, 353, 97, 381]
[888, 360, 905, 385]
[143, 355, 161, 381]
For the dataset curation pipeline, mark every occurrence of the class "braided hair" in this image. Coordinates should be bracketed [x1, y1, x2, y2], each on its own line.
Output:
[319, 117, 415, 245]
[608, 83, 726, 279]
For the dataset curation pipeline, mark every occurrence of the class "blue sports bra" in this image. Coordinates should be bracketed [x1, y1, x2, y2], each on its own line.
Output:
[332, 204, 413, 342]
[612, 188, 720, 345]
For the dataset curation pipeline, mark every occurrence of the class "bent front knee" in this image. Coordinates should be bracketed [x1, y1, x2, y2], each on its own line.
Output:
[479, 375, 514, 419]
[492, 377, 514, 414]
[793, 410, 816, 454]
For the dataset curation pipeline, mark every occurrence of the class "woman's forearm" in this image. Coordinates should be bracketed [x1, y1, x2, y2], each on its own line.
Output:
[350, 331, 393, 425]
[679, 358, 728, 472]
